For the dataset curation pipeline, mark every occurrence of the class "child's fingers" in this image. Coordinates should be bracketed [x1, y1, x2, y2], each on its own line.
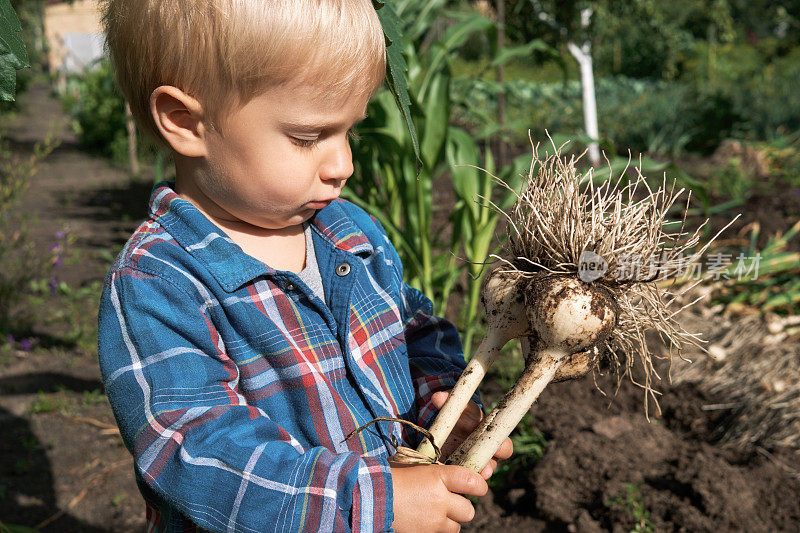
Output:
[431, 390, 450, 408]
[446, 493, 476, 524]
[479, 459, 497, 480]
[438, 465, 488, 497]
[494, 436, 513, 460]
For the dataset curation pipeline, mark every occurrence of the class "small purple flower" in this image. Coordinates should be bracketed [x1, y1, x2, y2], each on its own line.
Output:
[54, 231, 67, 240]
[53, 256, 63, 268]
[5, 334, 14, 345]
[19, 338, 33, 351]
[48, 277, 59, 295]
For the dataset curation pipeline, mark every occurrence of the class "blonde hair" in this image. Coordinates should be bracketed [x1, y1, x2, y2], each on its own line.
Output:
[102, 0, 386, 143]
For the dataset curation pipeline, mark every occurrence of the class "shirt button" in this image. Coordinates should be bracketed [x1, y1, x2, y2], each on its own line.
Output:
[335, 262, 351, 277]
[285, 282, 296, 291]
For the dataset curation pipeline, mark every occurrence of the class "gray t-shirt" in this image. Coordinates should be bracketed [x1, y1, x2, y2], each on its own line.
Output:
[297, 223, 325, 304]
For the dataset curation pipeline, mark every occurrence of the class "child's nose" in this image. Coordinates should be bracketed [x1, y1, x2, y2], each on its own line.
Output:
[319, 136, 354, 184]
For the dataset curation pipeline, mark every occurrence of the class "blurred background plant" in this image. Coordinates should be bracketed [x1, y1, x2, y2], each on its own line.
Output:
[60, 58, 168, 172]
[0, 128, 58, 337]
[712, 221, 800, 316]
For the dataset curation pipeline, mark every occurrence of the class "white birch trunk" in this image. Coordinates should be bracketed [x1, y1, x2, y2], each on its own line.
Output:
[567, 7, 600, 166]
[568, 41, 599, 165]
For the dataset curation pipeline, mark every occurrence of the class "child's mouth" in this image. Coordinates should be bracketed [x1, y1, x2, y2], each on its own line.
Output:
[305, 198, 336, 210]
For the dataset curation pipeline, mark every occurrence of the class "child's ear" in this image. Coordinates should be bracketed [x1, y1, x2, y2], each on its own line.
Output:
[150, 86, 209, 158]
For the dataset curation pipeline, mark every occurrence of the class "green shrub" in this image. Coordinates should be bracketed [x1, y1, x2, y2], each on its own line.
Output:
[681, 43, 800, 141]
[738, 48, 800, 138]
[683, 88, 743, 154]
[62, 60, 128, 159]
[61, 59, 165, 168]
[453, 75, 696, 156]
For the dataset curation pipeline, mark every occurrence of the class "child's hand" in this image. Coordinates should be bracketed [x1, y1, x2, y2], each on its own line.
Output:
[390, 462, 487, 532]
[430, 391, 513, 479]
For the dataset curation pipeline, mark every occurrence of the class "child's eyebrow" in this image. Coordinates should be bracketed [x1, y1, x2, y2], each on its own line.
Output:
[280, 113, 368, 132]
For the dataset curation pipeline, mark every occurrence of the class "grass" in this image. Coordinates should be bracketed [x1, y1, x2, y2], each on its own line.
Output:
[709, 220, 800, 316]
[605, 482, 655, 533]
[29, 391, 69, 415]
[82, 388, 105, 407]
[25, 277, 102, 355]
[29, 386, 109, 417]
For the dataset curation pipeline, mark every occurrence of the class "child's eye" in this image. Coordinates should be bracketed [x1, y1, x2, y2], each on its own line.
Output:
[291, 137, 319, 149]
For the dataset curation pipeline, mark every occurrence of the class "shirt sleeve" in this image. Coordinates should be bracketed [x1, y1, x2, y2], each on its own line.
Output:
[357, 207, 474, 446]
[98, 266, 393, 533]
[400, 283, 471, 435]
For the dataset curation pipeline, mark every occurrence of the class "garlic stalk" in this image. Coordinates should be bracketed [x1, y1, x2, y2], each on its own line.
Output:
[416, 269, 531, 460]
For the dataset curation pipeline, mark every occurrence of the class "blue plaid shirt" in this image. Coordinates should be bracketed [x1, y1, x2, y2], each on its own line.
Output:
[98, 183, 466, 532]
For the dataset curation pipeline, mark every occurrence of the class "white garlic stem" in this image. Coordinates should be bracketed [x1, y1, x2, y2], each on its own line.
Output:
[449, 276, 617, 472]
[416, 269, 531, 461]
[417, 328, 507, 459]
[448, 348, 565, 471]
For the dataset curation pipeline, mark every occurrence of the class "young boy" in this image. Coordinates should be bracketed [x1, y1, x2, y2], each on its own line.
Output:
[98, 1, 511, 531]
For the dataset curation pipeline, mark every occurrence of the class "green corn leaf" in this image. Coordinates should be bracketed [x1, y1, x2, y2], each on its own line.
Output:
[490, 39, 557, 67]
[373, 0, 421, 170]
[420, 65, 449, 169]
[419, 14, 493, 98]
[446, 127, 481, 212]
[0, 0, 29, 101]
[404, 0, 448, 43]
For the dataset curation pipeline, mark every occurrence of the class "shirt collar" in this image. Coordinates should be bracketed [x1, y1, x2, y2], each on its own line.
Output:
[148, 183, 373, 292]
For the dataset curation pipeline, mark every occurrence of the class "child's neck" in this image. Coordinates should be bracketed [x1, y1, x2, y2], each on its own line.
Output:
[223, 223, 307, 273]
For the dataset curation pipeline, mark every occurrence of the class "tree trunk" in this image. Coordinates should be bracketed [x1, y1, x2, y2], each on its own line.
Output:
[124, 102, 139, 176]
[567, 40, 600, 165]
[496, 0, 507, 166]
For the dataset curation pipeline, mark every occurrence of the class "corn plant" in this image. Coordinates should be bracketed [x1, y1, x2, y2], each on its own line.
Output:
[350, 0, 534, 354]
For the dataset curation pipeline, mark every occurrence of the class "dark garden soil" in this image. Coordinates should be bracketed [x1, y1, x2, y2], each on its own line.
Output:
[466, 368, 800, 532]
[2, 80, 799, 532]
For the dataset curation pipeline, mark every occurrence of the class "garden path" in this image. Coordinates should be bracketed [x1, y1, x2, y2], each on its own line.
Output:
[1, 78, 148, 531]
